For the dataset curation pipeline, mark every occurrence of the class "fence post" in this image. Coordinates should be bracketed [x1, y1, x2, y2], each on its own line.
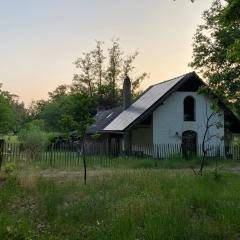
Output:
[82, 137, 87, 185]
[50, 143, 54, 167]
[0, 139, 5, 170]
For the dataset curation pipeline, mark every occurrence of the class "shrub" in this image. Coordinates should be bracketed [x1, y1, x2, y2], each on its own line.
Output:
[18, 120, 49, 159]
[47, 132, 61, 143]
[2, 161, 19, 180]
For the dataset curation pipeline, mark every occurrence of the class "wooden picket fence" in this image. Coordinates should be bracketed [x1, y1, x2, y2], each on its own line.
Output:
[0, 140, 240, 168]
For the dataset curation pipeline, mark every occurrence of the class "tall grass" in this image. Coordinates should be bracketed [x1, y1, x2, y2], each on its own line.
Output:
[1, 168, 240, 239]
[28, 154, 240, 172]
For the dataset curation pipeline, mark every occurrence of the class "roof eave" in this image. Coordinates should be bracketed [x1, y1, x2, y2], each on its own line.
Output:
[100, 130, 125, 134]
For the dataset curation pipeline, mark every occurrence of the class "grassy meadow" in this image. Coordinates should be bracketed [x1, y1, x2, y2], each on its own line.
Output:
[1, 158, 240, 240]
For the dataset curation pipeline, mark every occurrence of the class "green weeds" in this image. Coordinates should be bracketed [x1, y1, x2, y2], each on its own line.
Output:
[1, 169, 240, 239]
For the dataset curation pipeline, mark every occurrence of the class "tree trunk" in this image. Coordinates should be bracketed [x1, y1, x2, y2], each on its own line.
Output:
[82, 137, 87, 185]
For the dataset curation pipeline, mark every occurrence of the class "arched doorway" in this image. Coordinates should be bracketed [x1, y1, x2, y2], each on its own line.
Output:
[182, 130, 197, 158]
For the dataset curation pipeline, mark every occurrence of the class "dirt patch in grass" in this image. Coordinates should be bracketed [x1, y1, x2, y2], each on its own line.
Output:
[20, 168, 194, 183]
[39, 169, 115, 179]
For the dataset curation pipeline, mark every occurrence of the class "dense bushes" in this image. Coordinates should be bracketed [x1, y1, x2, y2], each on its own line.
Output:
[18, 120, 48, 159]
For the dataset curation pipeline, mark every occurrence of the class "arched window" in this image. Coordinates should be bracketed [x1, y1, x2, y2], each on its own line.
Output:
[184, 96, 195, 121]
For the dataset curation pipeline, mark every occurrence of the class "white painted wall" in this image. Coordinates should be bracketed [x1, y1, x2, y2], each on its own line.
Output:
[153, 92, 224, 149]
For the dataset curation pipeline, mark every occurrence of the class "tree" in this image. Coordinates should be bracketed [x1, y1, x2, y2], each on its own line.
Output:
[0, 95, 15, 134]
[190, 0, 240, 115]
[0, 84, 17, 134]
[48, 84, 70, 100]
[39, 98, 65, 131]
[73, 39, 148, 109]
[221, 0, 240, 62]
[27, 100, 49, 122]
[24, 91, 95, 185]
[43, 92, 95, 185]
[73, 53, 95, 97]
[91, 41, 105, 94]
[33, 90, 95, 136]
[104, 40, 123, 107]
[198, 97, 223, 175]
[58, 93, 96, 137]
[0, 84, 28, 134]
[221, 0, 240, 24]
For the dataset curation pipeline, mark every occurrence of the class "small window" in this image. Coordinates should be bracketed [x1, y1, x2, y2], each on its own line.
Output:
[184, 96, 195, 121]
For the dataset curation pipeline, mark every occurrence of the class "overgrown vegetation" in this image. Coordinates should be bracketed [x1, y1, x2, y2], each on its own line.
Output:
[29, 154, 239, 171]
[18, 120, 49, 159]
[0, 85, 26, 135]
[1, 167, 240, 240]
[190, 0, 240, 115]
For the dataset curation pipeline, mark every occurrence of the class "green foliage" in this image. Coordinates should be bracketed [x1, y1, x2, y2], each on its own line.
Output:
[221, 0, 240, 63]
[12, 101, 27, 133]
[27, 99, 48, 121]
[73, 39, 149, 108]
[221, 0, 240, 25]
[1, 170, 240, 239]
[39, 97, 67, 132]
[0, 180, 32, 240]
[0, 95, 15, 134]
[47, 132, 61, 142]
[26, 119, 46, 131]
[190, 0, 240, 115]
[2, 162, 19, 180]
[39, 93, 95, 136]
[3, 135, 19, 144]
[26, 84, 96, 135]
[0, 84, 27, 134]
[63, 93, 95, 136]
[18, 121, 49, 159]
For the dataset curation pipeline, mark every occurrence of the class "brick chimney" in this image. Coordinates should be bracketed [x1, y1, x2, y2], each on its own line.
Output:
[123, 75, 131, 155]
[123, 75, 131, 109]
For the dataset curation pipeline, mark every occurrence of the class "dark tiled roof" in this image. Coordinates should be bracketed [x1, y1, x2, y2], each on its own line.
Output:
[87, 106, 123, 134]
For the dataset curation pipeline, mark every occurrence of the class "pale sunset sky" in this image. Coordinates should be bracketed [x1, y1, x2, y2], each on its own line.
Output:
[0, 0, 212, 105]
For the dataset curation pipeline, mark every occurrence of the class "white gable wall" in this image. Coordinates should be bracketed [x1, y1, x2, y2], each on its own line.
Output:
[153, 91, 224, 146]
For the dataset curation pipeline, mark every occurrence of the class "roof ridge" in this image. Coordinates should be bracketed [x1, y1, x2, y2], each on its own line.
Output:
[149, 71, 195, 88]
[130, 72, 194, 104]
